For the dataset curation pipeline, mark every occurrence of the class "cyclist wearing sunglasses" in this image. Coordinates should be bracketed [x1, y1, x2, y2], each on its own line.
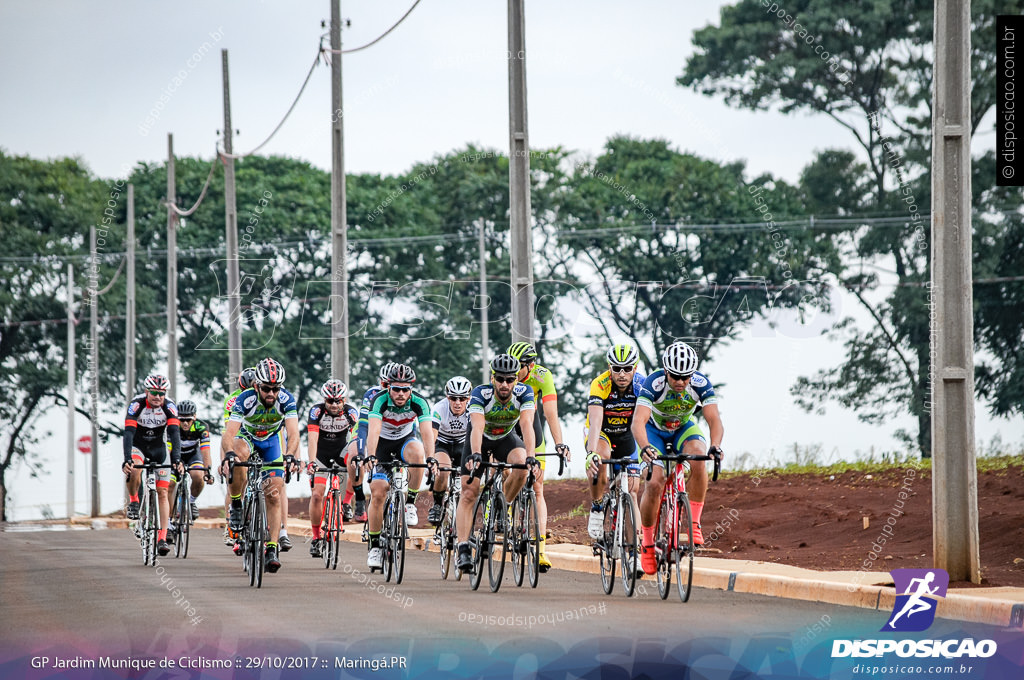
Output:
[221, 357, 301, 573]
[350, 362, 398, 522]
[307, 379, 359, 558]
[454, 354, 536, 573]
[169, 400, 214, 524]
[633, 342, 724, 575]
[427, 376, 472, 524]
[584, 343, 646, 539]
[122, 373, 185, 556]
[218, 367, 257, 546]
[363, 363, 434, 570]
[507, 342, 571, 572]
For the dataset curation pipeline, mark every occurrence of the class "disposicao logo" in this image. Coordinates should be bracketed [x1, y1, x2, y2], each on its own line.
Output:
[882, 568, 949, 632]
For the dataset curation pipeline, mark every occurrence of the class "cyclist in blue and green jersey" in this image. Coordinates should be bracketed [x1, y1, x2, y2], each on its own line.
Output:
[220, 358, 301, 574]
[633, 342, 724, 575]
[454, 354, 536, 573]
[507, 342, 570, 572]
[584, 343, 645, 540]
[349, 362, 396, 523]
[219, 367, 256, 545]
[363, 363, 434, 570]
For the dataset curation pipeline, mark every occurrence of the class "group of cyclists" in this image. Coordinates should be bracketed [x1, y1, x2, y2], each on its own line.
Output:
[121, 339, 723, 581]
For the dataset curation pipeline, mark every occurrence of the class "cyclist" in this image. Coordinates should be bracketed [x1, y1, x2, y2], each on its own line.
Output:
[507, 342, 571, 572]
[121, 374, 184, 557]
[362, 363, 434, 570]
[220, 357, 301, 574]
[455, 354, 536, 573]
[427, 376, 472, 525]
[307, 379, 358, 558]
[584, 343, 645, 540]
[349, 362, 397, 523]
[633, 342, 724, 575]
[220, 367, 257, 546]
[169, 400, 214, 524]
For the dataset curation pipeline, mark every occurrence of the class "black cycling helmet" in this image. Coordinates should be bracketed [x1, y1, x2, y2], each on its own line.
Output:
[386, 363, 416, 384]
[238, 367, 258, 391]
[490, 354, 520, 376]
[177, 400, 197, 418]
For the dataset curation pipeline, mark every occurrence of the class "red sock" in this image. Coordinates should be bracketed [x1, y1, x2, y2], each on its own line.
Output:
[690, 500, 704, 525]
[343, 489, 354, 504]
[158, 529, 167, 541]
[312, 525, 321, 540]
[130, 494, 139, 503]
[641, 525, 654, 546]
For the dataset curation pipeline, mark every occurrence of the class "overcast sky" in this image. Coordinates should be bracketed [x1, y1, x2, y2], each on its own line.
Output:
[2, 1, 1020, 519]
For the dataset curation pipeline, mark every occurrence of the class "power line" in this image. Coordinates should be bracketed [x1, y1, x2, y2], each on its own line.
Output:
[321, 0, 424, 57]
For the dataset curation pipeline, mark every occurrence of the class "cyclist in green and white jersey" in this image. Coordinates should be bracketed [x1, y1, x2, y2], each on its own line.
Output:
[219, 367, 256, 545]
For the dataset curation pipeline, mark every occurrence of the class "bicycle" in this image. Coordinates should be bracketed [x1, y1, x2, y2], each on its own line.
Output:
[428, 461, 463, 581]
[366, 457, 430, 585]
[645, 449, 721, 602]
[317, 463, 347, 570]
[168, 466, 210, 559]
[131, 462, 173, 567]
[465, 458, 511, 592]
[228, 454, 271, 588]
[507, 452, 564, 588]
[591, 456, 640, 596]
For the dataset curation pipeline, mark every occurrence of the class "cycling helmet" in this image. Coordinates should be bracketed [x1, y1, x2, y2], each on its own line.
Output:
[661, 342, 699, 376]
[444, 376, 473, 398]
[490, 354, 521, 376]
[386, 363, 416, 384]
[606, 343, 639, 367]
[238, 367, 257, 391]
[321, 379, 347, 400]
[177, 400, 197, 418]
[143, 374, 169, 392]
[379, 361, 398, 383]
[254, 357, 286, 385]
[507, 342, 538, 362]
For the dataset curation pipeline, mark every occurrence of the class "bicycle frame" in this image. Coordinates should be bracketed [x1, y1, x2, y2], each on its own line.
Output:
[132, 462, 172, 567]
[319, 464, 346, 570]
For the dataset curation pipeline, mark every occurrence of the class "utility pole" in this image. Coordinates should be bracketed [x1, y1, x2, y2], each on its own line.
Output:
[507, 0, 534, 345]
[330, 0, 350, 383]
[223, 49, 243, 379]
[166, 134, 178, 397]
[126, 184, 136, 400]
[479, 221, 489, 383]
[931, 0, 980, 583]
[89, 226, 100, 517]
[66, 264, 75, 518]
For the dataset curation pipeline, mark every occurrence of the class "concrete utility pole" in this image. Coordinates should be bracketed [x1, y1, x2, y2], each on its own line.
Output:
[330, 0, 350, 384]
[223, 49, 243, 379]
[930, 0, 980, 583]
[479, 220, 489, 383]
[126, 184, 136, 400]
[89, 226, 100, 517]
[66, 264, 75, 518]
[166, 134, 178, 397]
[507, 0, 534, 345]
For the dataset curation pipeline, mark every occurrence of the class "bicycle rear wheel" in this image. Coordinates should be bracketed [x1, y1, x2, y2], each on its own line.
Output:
[618, 493, 638, 597]
[675, 491, 695, 603]
[178, 486, 192, 559]
[523, 490, 540, 588]
[655, 493, 672, 600]
[598, 496, 616, 595]
[487, 493, 508, 592]
[394, 491, 408, 584]
[468, 491, 488, 591]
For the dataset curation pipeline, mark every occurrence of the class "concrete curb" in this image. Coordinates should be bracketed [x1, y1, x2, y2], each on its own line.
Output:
[66, 516, 1024, 629]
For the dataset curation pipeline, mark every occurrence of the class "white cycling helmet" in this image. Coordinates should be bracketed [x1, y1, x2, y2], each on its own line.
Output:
[444, 376, 472, 398]
[661, 342, 699, 377]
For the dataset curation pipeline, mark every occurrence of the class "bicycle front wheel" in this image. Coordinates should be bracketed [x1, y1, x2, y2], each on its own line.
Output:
[146, 489, 159, 567]
[383, 497, 397, 583]
[618, 493, 638, 597]
[178, 487, 192, 559]
[524, 490, 540, 588]
[487, 493, 508, 592]
[439, 498, 454, 580]
[675, 491, 695, 603]
[330, 492, 342, 570]
[655, 493, 672, 600]
[322, 494, 334, 569]
[394, 491, 407, 585]
[509, 495, 526, 587]
[599, 497, 616, 595]
[468, 492, 487, 591]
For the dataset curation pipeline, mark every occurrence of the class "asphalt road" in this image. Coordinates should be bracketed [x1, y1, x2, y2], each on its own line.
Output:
[0, 528, 1010, 679]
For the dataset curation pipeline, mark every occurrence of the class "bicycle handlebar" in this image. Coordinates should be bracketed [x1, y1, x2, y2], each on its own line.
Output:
[644, 451, 721, 482]
[534, 452, 565, 476]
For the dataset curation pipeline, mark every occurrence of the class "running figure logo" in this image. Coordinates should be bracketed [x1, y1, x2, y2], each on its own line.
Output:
[882, 568, 949, 632]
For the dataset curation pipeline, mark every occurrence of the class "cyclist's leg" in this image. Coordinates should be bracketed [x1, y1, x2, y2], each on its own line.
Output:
[638, 425, 670, 528]
[344, 439, 366, 513]
[455, 436, 483, 545]
[309, 465, 328, 539]
[430, 447, 453, 522]
[254, 432, 286, 547]
[678, 422, 709, 544]
[126, 447, 145, 502]
[588, 433, 613, 504]
[366, 461, 392, 558]
[499, 435, 528, 503]
[228, 435, 252, 501]
[401, 437, 425, 502]
[145, 444, 173, 540]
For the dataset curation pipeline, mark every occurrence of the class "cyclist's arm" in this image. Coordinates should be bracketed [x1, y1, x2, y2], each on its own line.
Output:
[701, 403, 724, 455]
[200, 427, 212, 471]
[307, 429, 319, 465]
[542, 398, 566, 451]
[469, 412, 485, 458]
[123, 421, 136, 465]
[585, 404, 604, 453]
[419, 418, 435, 459]
[631, 402, 653, 452]
[284, 416, 301, 459]
[221, 420, 242, 458]
[520, 407, 536, 457]
[166, 420, 182, 465]
[365, 417, 382, 459]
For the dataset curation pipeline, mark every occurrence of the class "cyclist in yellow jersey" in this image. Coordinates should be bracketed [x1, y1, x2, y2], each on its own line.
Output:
[507, 342, 571, 572]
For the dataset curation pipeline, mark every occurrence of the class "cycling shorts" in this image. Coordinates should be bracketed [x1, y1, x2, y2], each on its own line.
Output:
[435, 437, 465, 467]
[641, 419, 705, 472]
[238, 430, 286, 479]
[369, 433, 417, 483]
[131, 444, 171, 488]
[459, 431, 525, 477]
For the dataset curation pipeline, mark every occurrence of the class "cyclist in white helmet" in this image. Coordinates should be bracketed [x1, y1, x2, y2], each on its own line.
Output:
[427, 376, 472, 524]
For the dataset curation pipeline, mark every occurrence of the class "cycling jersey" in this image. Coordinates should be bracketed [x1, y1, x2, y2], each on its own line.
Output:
[229, 387, 299, 441]
[223, 389, 242, 426]
[637, 369, 718, 432]
[521, 364, 557, 449]
[468, 383, 535, 440]
[308, 402, 359, 463]
[123, 394, 181, 464]
[356, 385, 385, 454]
[367, 390, 432, 440]
[178, 419, 211, 464]
[586, 370, 647, 437]
[431, 398, 470, 445]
